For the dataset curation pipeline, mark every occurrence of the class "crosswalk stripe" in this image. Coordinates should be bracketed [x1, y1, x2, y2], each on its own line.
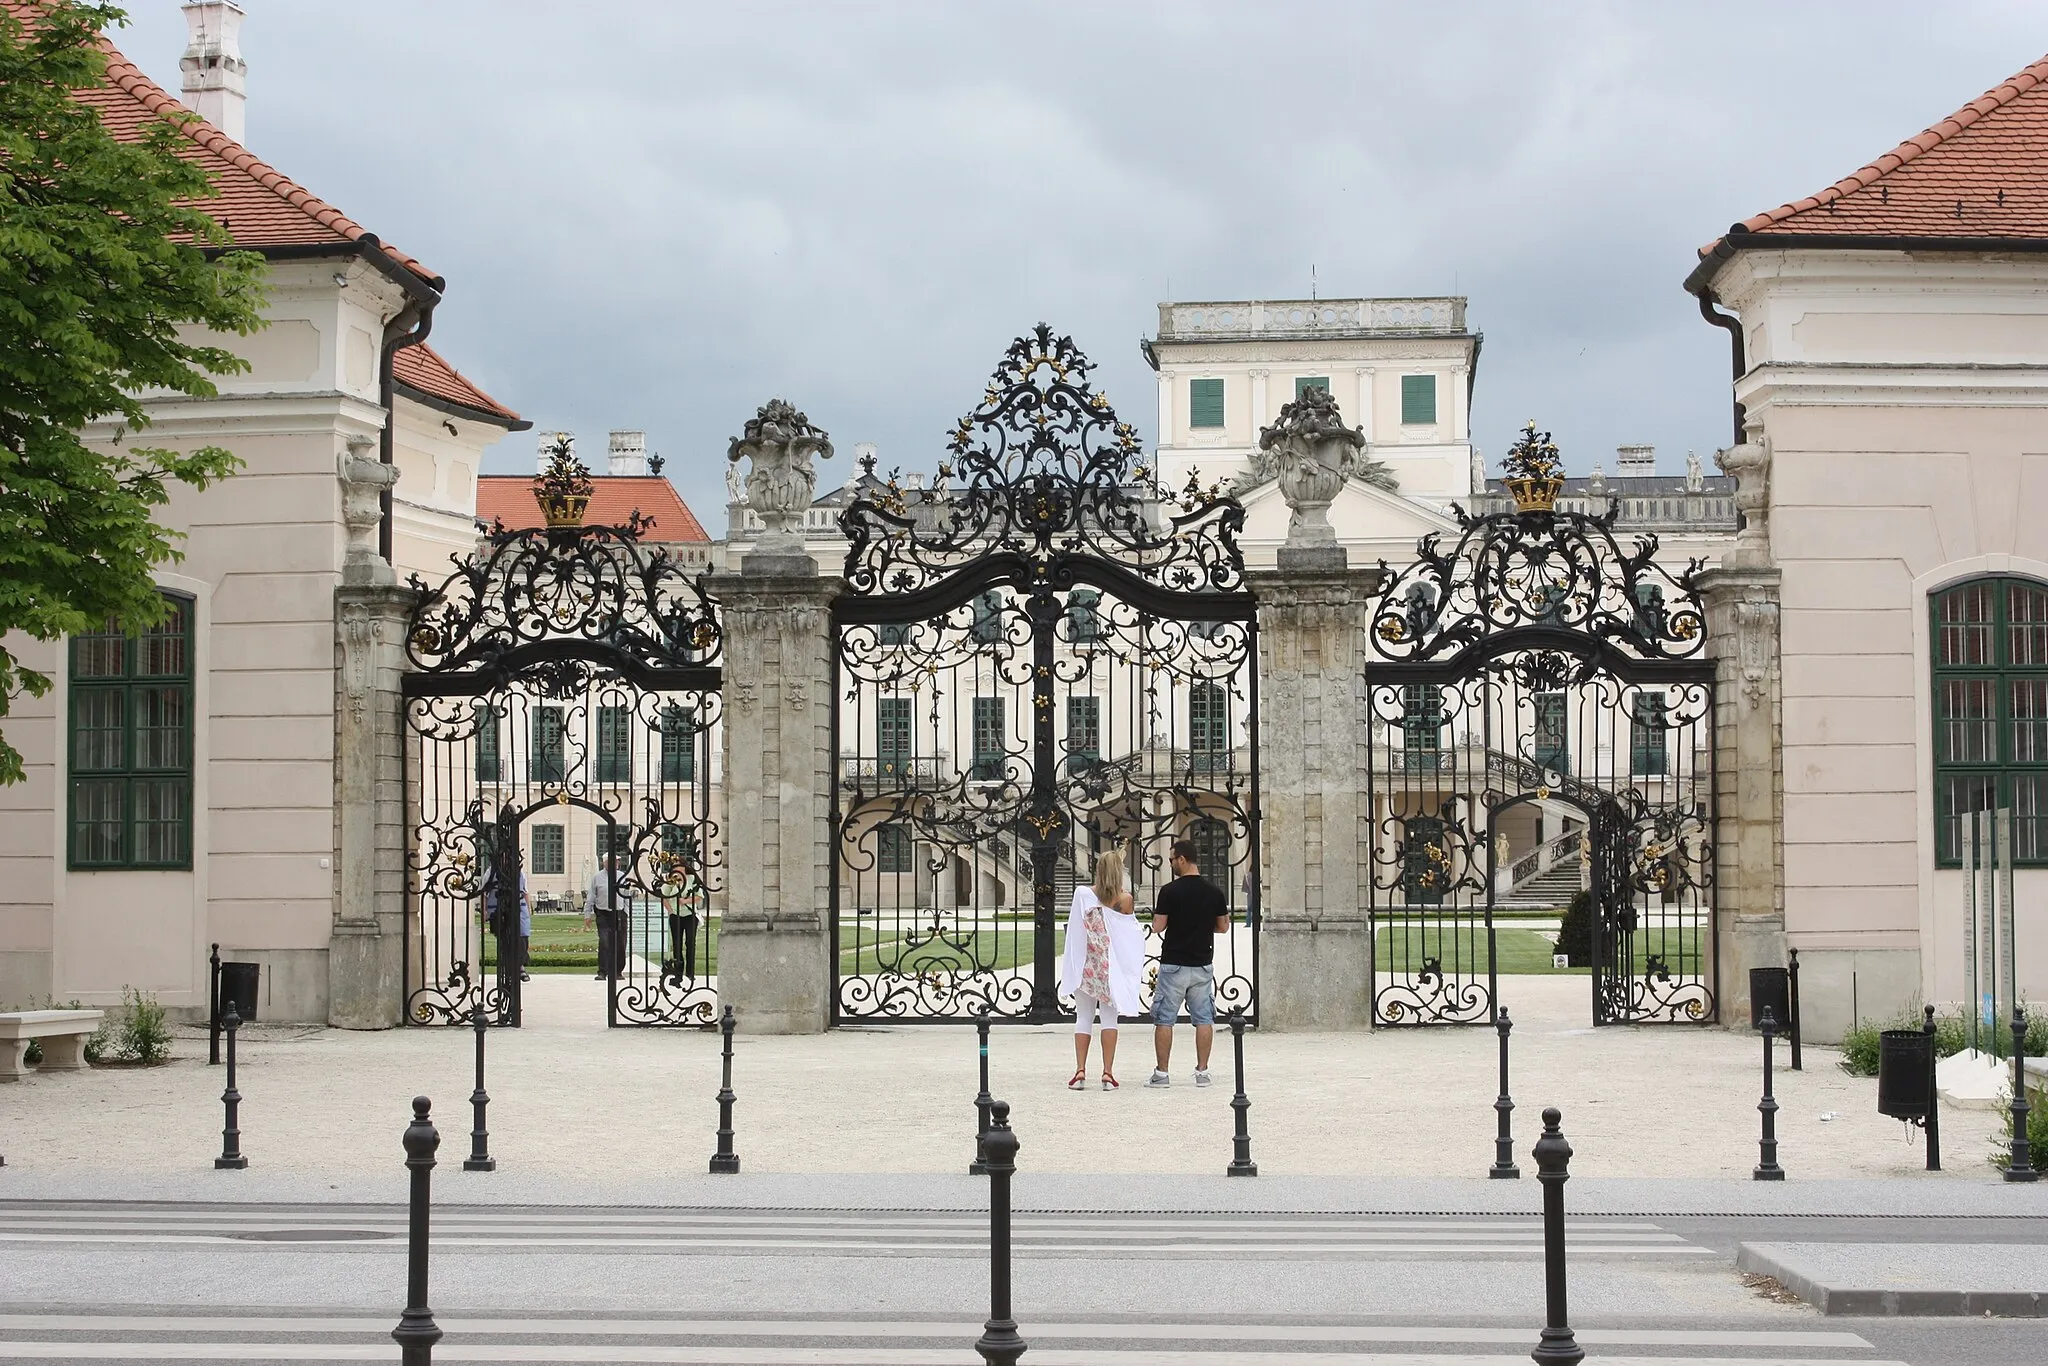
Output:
[0, 1316, 1876, 1347]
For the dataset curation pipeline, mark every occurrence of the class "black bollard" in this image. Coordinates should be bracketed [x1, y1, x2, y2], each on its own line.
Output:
[2007, 1007, 2038, 1184]
[1530, 1107, 1583, 1366]
[974, 1099, 1026, 1366]
[391, 1097, 443, 1365]
[1922, 1005, 1942, 1172]
[969, 1014, 994, 1176]
[1226, 1009, 1257, 1177]
[215, 1004, 247, 1170]
[208, 942, 222, 1066]
[463, 1002, 494, 1172]
[1787, 947, 1803, 1071]
[709, 1004, 740, 1174]
[1491, 1007, 1520, 1179]
[1754, 1005, 1784, 1181]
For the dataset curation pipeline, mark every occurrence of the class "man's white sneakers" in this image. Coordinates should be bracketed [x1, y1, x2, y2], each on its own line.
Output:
[1194, 1068, 1214, 1088]
[1147, 1069, 1171, 1087]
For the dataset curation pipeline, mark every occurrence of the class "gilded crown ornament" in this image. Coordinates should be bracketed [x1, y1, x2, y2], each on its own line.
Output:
[533, 432, 594, 528]
[1501, 421, 1566, 515]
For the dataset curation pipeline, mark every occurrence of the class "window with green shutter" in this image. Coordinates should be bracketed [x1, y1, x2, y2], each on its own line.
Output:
[877, 697, 914, 777]
[1065, 695, 1101, 776]
[474, 704, 501, 783]
[1189, 378, 1224, 429]
[971, 696, 1006, 780]
[1629, 693, 1669, 775]
[1400, 683, 1444, 772]
[68, 592, 195, 869]
[1932, 577, 2048, 864]
[529, 823, 565, 875]
[1294, 376, 1329, 400]
[1401, 374, 1437, 425]
[660, 704, 696, 783]
[596, 704, 633, 783]
[877, 822, 914, 874]
[1533, 692, 1570, 774]
[1189, 682, 1229, 772]
[1066, 588, 1101, 643]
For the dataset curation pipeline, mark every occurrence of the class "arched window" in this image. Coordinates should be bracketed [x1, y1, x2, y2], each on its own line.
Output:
[1932, 576, 2048, 864]
[68, 591, 194, 869]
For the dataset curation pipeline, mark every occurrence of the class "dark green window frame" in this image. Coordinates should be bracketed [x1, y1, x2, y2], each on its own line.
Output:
[877, 822, 914, 874]
[1400, 683, 1443, 772]
[1401, 373, 1437, 425]
[1189, 377, 1224, 429]
[1629, 693, 1669, 776]
[660, 704, 696, 784]
[1294, 375, 1329, 400]
[1065, 695, 1101, 775]
[970, 591, 1004, 644]
[529, 823, 566, 875]
[1932, 576, 2048, 865]
[1189, 815, 1232, 884]
[596, 704, 633, 783]
[1189, 682, 1229, 772]
[532, 706, 566, 784]
[1067, 588, 1101, 643]
[971, 696, 1006, 780]
[474, 703, 501, 783]
[1533, 691, 1570, 774]
[68, 592, 195, 870]
[877, 696, 914, 777]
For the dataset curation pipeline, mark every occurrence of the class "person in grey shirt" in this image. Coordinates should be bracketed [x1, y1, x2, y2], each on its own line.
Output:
[588, 849, 628, 980]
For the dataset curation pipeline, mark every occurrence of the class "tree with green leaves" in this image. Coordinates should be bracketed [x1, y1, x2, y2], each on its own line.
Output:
[0, 1, 267, 784]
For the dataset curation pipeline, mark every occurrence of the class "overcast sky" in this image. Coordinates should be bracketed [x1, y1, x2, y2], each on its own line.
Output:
[118, 1, 2048, 524]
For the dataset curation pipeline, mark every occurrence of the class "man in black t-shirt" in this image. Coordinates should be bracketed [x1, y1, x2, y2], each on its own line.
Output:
[1148, 837, 1229, 1087]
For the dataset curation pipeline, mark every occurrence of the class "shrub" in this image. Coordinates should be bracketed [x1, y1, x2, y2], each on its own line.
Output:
[1554, 891, 1593, 967]
[1991, 1086, 2048, 1173]
[112, 986, 171, 1065]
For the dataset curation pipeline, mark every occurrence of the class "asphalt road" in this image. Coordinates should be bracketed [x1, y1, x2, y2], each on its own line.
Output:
[1, 1200, 2045, 1365]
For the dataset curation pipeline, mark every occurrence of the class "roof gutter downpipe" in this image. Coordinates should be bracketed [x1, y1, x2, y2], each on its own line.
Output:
[1696, 287, 1746, 447]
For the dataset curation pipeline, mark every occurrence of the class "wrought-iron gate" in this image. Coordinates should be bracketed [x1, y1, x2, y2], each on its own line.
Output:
[402, 460, 724, 1027]
[1363, 425, 1717, 1026]
[830, 326, 1259, 1022]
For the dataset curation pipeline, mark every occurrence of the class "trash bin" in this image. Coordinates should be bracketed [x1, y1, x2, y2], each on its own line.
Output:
[217, 961, 260, 1024]
[1877, 1028, 1934, 1121]
[1749, 966, 1789, 1030]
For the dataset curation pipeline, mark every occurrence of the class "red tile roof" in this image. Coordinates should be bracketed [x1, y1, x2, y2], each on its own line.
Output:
[476, 476, 711, 543]
[0, 1, 442, 285]
[392, 345, 527, 429]
[1699, 51, 2048, 266]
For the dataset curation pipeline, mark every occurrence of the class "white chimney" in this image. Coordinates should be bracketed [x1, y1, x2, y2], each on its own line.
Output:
[1615, 444, 1656, 478]
[178, 3, 248, 145]
[607, 430, 648, 477]
[537, 430, 574, 473]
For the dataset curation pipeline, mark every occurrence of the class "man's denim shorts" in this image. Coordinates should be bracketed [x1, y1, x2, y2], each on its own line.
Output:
[1152, 963, 1216, 1026]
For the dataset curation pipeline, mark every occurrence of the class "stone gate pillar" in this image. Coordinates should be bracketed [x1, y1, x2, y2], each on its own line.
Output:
[1699, 426, 1783, 1025]
[716, 401, 837, 1033]
[330, 448, 411, 1028]
[1248, 388, 1381, 1029]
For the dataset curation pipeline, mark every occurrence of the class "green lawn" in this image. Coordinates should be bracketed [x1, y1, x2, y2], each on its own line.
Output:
[1375, 925, 1704, 976]
[484, 912, 720, 976]
[837, 919, 1035, 975]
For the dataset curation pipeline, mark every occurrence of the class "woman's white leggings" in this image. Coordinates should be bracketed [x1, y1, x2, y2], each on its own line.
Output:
[1073, 992, 1119, 1036]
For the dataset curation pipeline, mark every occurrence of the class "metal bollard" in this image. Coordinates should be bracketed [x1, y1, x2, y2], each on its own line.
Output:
[463, 1001, 495, 1172]
[1530, 1107, 1583, 1366]
[391, 1097, 443, 1365]
[1787, 947, 1803, 1071]
[1490, 1007, 1519, 1179]
[1922, 1005, 1942, 1172]
[2007, 1007, 2038, 1184]
[1755, 1005, 1784, 1181]
[969, 1014, 994, 1176]
[973, 1099, 1026, 1366]
[215, 1004, 247, 1169]
[208, 942, 222, 1066]
[1226, 1009, 1257, 1177]
[709, 1004, 740, 1174]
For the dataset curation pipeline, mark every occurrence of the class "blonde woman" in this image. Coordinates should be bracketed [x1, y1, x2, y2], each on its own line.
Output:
[1058, 848, 1144, 1090]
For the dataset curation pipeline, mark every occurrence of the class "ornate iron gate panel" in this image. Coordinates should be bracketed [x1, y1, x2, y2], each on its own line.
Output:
[402, 461, 724, 1028]
[831, 326, 1259, 1023]
[1364, 425, 1717, 1026]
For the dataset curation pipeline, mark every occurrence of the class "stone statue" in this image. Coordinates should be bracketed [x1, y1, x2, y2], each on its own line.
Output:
[1685, 449, 1704, 492]
[728, 398, 832, 554]
[1470, 444, 1487, 495]
[338, 439, 399, 587]
[1494, 831, 1511, 870]
[725, 463, 746, 504]
[1255, 386, 1392, 549]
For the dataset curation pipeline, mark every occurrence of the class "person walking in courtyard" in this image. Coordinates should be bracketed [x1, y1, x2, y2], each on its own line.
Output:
[1059, 848, 1142, 1090]
[662, 852, 703, 984]
[482, 860, 530, 983]
[589, 847, 628, 980]
[1149, 837, 1229, 1087]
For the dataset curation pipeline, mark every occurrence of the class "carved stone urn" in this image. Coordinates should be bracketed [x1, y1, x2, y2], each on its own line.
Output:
[1256, 386, 1366, 548]
[728, 398, 834, 556]
[338, 439, 399, 586]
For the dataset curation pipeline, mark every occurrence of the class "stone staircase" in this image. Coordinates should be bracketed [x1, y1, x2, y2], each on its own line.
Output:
[1501, 861, 1581, 909]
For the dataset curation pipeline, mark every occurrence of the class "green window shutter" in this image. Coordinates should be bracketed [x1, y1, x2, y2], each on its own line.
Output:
[596, 705, 633, 783]
[1629, 693, 1669, 776]
[532, 707, 565, 784]
[1189, 378, 1224, 428]
[1533, 692, 1569, 774]
[475, 704, 500, 783]
[530, 823, 565, 875]
[67, 593, 194, 870]
[660, 704, 696, 783]
[1294, 376, 1329, 400]
[877, 822, 913, 873]
[1065, 696, 1101, 775]
[971, 696, 1006, 780]
[1401, 374, 1438, 425]
[1931, 577, 2048, 865]
[877, 697, 914, 776]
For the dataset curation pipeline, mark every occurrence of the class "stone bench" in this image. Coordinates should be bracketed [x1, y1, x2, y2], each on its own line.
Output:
[0, 1010, 105, 1081]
